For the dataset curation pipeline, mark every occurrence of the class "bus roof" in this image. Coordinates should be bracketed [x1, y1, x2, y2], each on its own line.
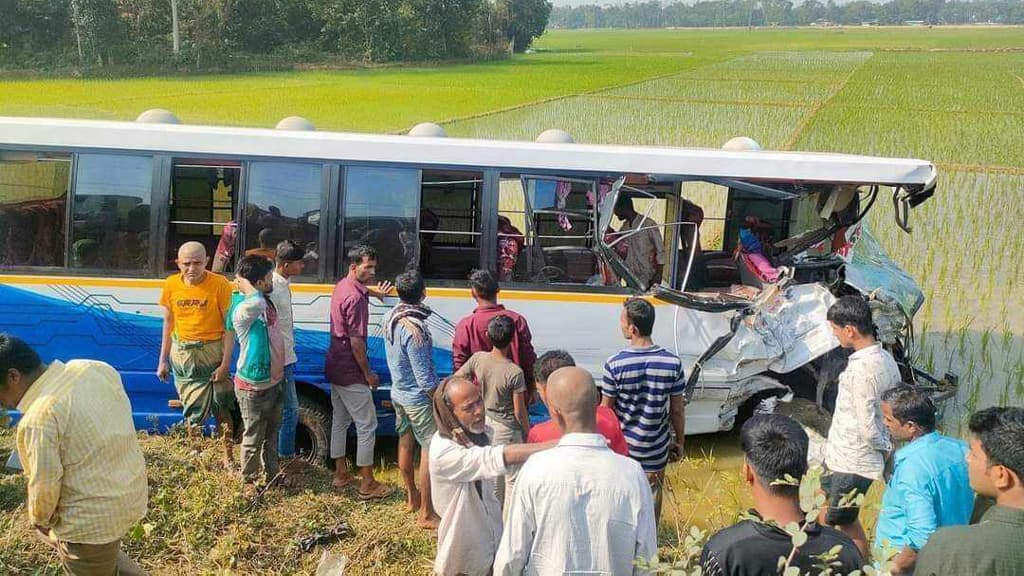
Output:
[0, 116, 937, 190]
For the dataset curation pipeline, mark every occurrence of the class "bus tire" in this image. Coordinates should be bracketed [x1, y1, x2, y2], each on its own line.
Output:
[297, 393, 332, 467]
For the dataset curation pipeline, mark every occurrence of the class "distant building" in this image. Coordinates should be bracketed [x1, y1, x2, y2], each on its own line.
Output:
[905, 20, 926, 26]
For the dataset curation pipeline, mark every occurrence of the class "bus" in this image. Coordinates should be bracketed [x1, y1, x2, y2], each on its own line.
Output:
[0, 113, 954, 463]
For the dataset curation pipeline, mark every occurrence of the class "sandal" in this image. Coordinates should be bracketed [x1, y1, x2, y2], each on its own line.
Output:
[357, 483, 395, 501]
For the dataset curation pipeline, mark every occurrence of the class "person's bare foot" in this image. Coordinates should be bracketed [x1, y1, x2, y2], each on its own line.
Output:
[417, 514, 440, 530]
[406, 488, 422, 513]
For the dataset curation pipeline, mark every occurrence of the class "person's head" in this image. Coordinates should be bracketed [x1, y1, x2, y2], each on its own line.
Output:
[966, 407, 1024, 502]
[0, 334, 43, 410]
[613, 194, 636, 220]
[176, 241, 209, 283]
[534, 350, 575, 407]
[827, 295, 875, 349]
[258, 228, 278, 249]
[395, 270, 426, 305]
[882, 385, 936, 441]
[740, 414, 809, 500]
[444, 376, 486, 435]
[486, 315, 515, 351]
[237, 254, 275, 294]
[546, 366, 599, 434]
[620, 297, 655, 340]
[346, 244, 377, 284]
[275, 240, 306, 278]
[469, 269, 499, 303]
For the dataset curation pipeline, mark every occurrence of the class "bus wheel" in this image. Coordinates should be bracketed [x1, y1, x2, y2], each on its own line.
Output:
[296, 394, 331, 467]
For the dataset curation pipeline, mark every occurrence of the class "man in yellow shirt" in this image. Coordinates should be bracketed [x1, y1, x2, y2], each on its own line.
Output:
[157, 241, 236, 467]
[0, 334, 148, 575]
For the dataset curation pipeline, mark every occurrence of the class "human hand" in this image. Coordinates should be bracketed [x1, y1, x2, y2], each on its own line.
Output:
[211, 363, 231, 383]
[157, 361, 170, 383]
[366, 371, 380, 390]
[668, 440, 684, 462]
[375, 281, 393, 302]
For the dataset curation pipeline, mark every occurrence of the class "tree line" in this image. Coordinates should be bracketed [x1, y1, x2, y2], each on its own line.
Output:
[550, 0, 1024, 29]
[0, 0, 553, 72]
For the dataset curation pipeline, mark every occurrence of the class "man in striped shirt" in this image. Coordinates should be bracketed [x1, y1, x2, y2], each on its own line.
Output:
[600, 297, 686, 522]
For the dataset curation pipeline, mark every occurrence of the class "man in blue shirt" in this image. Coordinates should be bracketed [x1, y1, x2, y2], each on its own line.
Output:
[874, 385, 973, 574]
[384, 270, 441, 529]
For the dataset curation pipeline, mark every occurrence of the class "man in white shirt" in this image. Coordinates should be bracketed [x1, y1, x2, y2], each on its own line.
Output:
[429, 376, 554, 576]
[494, 366, 658, 575]
[268, 241, 305, 464]
[613, 195, 665, 287]
[821, 295, 902, 559]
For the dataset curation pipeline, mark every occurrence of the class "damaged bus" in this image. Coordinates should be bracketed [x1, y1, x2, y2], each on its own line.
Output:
[0, 114, 955, 462]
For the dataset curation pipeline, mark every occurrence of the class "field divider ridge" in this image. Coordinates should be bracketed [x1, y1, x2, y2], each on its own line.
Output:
[416, 61, 723, 133]
[782, 53, 873, 151]
[586, 93, 813, 109]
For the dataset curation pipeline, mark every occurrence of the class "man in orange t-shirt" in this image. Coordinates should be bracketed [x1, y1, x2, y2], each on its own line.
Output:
[158, 241, 237, 467]
[526, 350, 629, 456]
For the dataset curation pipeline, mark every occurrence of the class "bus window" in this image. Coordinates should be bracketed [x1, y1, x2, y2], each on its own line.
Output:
[419, 170, 483, 281]
[71, 154, 153, 271]
[341, 166, 419, 283]
[499, 174, 601, 285]
[244, 161, 322, 277]
[0, 150, 71, 268]
[167, 160, 240, 271]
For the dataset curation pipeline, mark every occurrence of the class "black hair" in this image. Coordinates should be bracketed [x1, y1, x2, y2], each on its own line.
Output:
[486, 315, 515, 349]
[347, 244, 377, 268]
[882, 385, 937, 432]
[740, 414, 809, 497]
[827, 295, 875, 337]
[237, 254, 275, 285]
[615, 194, 635, 214]
[535, 350, 576, 385]
[0, 333, 42, 387]
[969, 407, 1024, 482]
[623, 297, 655, 337]
[469, 268, 499, 301]
[276, 240, 305, 264]
[258, 228, 279, 249]
[395, 270, 426, 304]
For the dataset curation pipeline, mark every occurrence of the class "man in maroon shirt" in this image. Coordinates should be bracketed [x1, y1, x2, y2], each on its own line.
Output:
[452, 269, 537, 398]
[326, 244, 394, 500]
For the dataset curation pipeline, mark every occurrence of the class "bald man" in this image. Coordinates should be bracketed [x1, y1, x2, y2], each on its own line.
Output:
[494, 367, 658, 575]
[158, 241, 237, 467]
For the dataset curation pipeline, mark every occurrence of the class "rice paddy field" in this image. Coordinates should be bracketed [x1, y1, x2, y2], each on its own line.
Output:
[1, 26, 1022, 575]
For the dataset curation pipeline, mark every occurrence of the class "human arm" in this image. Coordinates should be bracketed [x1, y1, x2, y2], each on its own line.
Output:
[600, 361, 618, 409]
[516, 317, 537, 393]
[453, 354, 475, 380]
[888, 483, 939, 574]
[852, 374, 891, 452]
[350, 337, 378, 389]
[668, 393, 686, 461]
[406, 329, 440, 394]
[431, 439, 552, 484]
[513, 390, 530, 438]
[16, 421, 62, 531]
[158, 306, 174, 382]
[451, 320, 471, 372]
[212, 279, 237, 383]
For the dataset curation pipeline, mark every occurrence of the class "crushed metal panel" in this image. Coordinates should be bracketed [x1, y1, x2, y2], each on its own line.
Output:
[841, 224, 925, 340]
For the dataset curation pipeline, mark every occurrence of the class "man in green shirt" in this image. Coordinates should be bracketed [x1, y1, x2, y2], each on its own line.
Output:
[915, 406, 1024, 576]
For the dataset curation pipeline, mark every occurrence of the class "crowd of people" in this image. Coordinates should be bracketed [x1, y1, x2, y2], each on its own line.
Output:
[0, 239, 1022, 576]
